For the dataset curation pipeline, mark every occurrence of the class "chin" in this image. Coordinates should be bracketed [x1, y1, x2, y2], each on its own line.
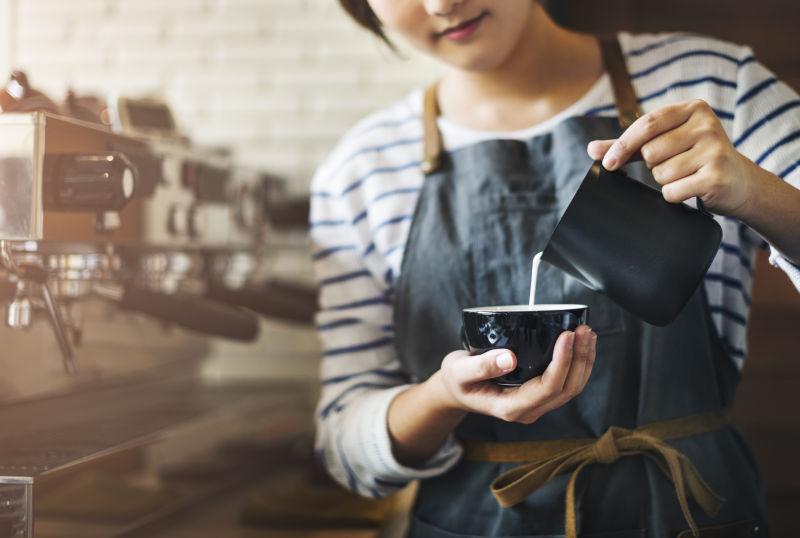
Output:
[428, 35, 519, 72]
[439, 50, 508, 72]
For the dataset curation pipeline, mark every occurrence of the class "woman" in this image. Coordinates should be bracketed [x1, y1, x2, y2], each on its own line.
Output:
[310, 1, 800, 536]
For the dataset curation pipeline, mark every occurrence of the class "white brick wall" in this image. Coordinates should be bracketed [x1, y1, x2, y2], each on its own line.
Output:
[8, 0, 440, 192]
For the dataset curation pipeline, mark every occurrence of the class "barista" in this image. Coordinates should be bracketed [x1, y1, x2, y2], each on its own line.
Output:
[311, 1, 800, 536]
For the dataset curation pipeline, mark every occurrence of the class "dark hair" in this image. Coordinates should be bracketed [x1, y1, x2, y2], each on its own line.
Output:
[338, 0, 395, 49]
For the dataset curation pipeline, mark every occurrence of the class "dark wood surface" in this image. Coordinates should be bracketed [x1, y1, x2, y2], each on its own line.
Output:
[735, 253, 800, 532]
[550, 0, 800, 90]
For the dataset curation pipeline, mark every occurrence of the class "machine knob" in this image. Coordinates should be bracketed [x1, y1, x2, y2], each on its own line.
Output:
[46, 152, 137, 211]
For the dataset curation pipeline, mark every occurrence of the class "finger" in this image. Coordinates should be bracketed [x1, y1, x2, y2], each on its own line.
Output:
[511, 330, 575, 408]
[538, 330, 575, 394]
[535, 325, 594, 413]
[553, 326, 592, 399]
[587, 139, 614, 160]
[586, 138, 644, 163]
[603, 102, 696, 171]
[578, 331, 598, 391]
[651, 145, 705, 186]
[453, 348, 517, 385]
[640, 121, 698, 169]
[660, 172, 705, 204]
[588, 139, 646, 164]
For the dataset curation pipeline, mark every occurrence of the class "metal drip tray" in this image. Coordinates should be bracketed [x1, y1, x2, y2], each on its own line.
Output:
[0, 377, 303, 475]
[0, 374, 314, 537]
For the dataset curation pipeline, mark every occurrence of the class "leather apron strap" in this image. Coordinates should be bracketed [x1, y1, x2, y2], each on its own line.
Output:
[465, 409, 731, 538]
[598, 34, 643, 129]
[421, 34, 643, 174]
[421, 83, 443, 174]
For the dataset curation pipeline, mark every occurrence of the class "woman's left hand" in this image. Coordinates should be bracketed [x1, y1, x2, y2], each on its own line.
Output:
[587, 99, 765, 218]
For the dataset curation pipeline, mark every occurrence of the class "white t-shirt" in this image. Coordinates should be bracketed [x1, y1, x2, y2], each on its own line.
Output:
[309, 32, 800, 498]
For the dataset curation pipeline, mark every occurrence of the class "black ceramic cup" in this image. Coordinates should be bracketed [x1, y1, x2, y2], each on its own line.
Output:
[461, 304, 588, 386]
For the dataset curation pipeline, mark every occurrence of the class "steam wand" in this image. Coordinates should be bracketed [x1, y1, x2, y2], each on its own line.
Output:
[0, 241, 77, 374]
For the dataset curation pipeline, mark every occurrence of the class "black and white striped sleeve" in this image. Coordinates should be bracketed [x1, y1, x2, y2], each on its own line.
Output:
[730, 46, 800, 288]
[309, 151, 462, 499]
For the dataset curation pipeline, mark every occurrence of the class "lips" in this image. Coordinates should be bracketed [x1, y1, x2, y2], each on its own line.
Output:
[436, 10, 489, 41]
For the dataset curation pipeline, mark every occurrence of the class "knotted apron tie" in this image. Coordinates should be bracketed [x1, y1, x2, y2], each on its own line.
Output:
[463, 410, 731, 538]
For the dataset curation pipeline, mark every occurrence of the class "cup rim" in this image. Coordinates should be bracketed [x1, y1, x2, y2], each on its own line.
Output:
[463, 304, 588, 313]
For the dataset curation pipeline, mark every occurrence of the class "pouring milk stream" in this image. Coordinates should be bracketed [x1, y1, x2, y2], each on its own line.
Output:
[528, 251, 543, 308]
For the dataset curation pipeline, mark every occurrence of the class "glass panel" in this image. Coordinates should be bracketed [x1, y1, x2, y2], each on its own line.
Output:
[0, 113, 44, 241]
[0, 481, 32, 538]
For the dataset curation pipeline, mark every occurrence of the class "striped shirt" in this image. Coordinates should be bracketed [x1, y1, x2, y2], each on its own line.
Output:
[310, 31, 800, 498]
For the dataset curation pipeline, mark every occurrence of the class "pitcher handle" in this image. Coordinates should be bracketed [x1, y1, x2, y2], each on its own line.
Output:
[696, 197, 712, 217]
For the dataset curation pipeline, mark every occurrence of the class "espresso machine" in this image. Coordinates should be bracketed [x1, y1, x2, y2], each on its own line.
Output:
[0, 78, 320, 537]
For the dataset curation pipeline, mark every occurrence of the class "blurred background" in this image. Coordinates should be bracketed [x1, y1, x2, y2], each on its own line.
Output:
[0, 0, 797, 187]
[0, 0, 795, 537]
[0, 0, 439, 192]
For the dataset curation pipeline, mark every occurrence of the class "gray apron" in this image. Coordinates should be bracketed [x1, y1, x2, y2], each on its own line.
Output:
[392, 36, 769, 537]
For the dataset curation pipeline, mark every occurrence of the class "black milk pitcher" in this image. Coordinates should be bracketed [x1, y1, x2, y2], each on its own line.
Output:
[542, 162, 722, 326]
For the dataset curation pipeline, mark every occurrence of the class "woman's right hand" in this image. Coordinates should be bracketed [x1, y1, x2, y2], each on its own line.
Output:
[387, 325, 597, 466]
[430, 325, 597, 424]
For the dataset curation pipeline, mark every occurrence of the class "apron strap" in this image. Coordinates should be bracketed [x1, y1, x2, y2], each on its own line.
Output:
[464, 409, 731, 538]
[420, 34, 642, 174]
[421, 83, 443, 174]
[598, 34, 643, 129]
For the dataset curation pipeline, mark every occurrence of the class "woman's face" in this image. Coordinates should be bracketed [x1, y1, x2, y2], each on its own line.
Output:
[366, 0, 537, 71]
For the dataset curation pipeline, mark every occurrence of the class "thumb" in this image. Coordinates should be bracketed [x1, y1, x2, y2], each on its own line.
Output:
[587, 139, 615, 160]
[460, 348, 517, 384]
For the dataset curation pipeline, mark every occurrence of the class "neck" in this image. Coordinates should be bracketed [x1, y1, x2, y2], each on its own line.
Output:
[437, 6, 603, 130]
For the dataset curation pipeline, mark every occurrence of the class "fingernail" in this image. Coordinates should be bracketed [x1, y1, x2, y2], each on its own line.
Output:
[591, 332, 598, 346]
[496, 352, 514, 371]
[603, 154, 618, 170]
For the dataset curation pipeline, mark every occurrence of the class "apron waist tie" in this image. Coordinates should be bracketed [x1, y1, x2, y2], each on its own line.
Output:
[463, 409, 732, 538]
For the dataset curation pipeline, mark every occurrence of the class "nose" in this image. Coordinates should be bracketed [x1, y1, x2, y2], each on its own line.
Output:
[423, 0, 466, 17]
